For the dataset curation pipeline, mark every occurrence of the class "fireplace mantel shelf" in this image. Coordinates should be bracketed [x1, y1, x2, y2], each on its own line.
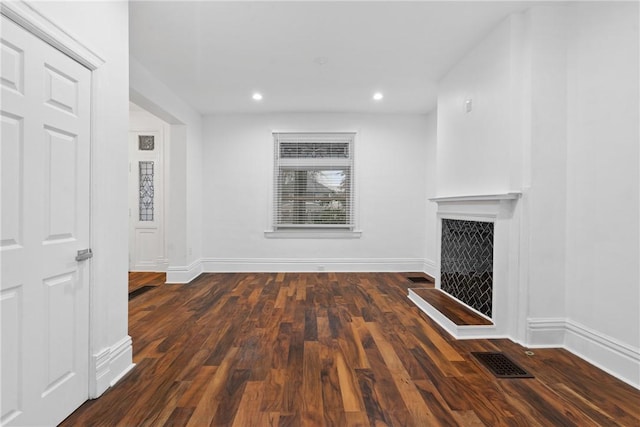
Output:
[429, 192, 522, 203]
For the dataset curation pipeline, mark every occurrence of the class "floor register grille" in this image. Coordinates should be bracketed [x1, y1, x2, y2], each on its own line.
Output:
[472, 352, 534, 379]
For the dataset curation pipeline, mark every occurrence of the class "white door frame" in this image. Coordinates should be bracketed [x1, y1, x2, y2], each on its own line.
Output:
[1, 0, 107, 399]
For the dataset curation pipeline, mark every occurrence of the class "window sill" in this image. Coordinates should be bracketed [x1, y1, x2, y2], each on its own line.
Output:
[264, 229, 362, 239]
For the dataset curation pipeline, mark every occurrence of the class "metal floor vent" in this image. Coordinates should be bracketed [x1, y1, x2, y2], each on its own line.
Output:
[472, 352, 534, 379]
[407, 276, 432, 284]
[129, 286, 156, 300]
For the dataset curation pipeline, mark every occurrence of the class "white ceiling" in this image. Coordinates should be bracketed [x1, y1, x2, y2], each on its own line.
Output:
[129, 1, 533, 115]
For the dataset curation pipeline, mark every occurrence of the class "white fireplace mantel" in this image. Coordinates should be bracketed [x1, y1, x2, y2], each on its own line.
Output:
[412, 190, 524, 341]
[429, 192, 522, 203]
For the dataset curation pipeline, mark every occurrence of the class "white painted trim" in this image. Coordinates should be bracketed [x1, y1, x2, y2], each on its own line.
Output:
[266, 129, 362, 236]
[437, 212, 497, 222]
[0, 1, 104, 70]
[430, 192, 522, 202]
[564, 320, 640, 365]
[89, 347, 110, 399]
[167, 257, 435, 282]
[90, 336, 134, 398]
[271, 129, 361, 134]
[526, 318, 640, 389]
[201, 257, 426, 273]
[564, 319, 640, 389]
[156, 257, 170, 272]
[108, 336, 135, 388]
[526, 317, 566, 347]
[264, 230, 362, 239]
[166, 260, 204, 284]
[423, 258, 437, 278]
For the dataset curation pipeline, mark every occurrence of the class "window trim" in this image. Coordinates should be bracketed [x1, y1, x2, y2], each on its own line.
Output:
[264, 229, 362, 239]
[267, 130, 361, 238]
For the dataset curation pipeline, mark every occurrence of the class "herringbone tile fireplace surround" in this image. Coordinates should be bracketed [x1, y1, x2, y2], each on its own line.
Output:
[441, 218, 494, 317]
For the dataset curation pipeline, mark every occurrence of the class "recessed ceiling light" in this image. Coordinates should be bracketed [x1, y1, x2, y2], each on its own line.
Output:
[314, 56, 328, 66]
[373, 92, 384, 101]
[252, 93, 263, 101]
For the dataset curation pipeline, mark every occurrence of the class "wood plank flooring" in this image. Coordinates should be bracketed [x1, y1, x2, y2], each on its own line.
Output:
[61, 273, 640, 426]
[128, 271, 166, 293]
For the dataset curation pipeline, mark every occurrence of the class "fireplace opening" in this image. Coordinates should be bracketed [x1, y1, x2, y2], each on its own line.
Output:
[441, 218, 494, 318]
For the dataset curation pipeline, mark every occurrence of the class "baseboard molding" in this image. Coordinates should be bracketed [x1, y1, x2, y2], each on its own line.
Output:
[166, 256, 435, 282]
[423, 258, 437, 278]
[90, 335, 135, 398]
[527, 318, 640, 389]
[564, 319, 640, 389]
[131, 260, 167, 273]
[526, 317, 566, 347]
[200, 257, 426, 273]
[166, 260, 204, 284]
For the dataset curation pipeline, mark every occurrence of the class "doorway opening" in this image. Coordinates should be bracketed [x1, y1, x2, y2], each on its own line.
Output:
[128, 103, 169, 277]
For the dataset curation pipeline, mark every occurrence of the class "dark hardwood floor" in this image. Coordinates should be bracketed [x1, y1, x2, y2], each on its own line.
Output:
[128, 271, 166, 293]
[61, 273, 639, 426]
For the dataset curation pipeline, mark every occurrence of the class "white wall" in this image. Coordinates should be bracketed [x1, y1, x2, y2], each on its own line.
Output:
[436, 14, 523, 196]
[202, 113, 429, 271]
[423, 112, 438, 276]
[523, 5, 569, 328]
[30, 1, 132, 396]
[564, 1, 639, 385]
[129, 58, 204, 283]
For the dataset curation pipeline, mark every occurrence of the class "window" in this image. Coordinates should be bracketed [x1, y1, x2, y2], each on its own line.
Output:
[139, 161, 154, 221]
[272, 132, 355, 231]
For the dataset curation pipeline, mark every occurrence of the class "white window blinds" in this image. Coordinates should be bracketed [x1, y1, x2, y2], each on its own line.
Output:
[273, 132, 355, 230]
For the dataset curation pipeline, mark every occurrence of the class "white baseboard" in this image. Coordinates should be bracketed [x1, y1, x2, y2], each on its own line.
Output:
[166, 260, 204, 284]
[526, 317, 566, 347]
[90, 335, 135, 398]
[200, 257, 426, 273]
[422, 258, 437, 279]
[166, 257, 434, 283]
[527, 318, 640, 389]
[564, 319, 640, 389]
[130, 258, 169, 273]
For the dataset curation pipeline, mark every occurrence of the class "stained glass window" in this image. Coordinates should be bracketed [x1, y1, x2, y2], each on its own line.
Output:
[139, 135, 155, 151]
[139, 161, 154, 221]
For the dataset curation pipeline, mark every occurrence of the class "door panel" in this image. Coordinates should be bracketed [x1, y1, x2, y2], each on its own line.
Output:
[44, 64, 78, 115]
[1, 15, 91, 426]
[43, 127, 77, 241]
[0, 38, 24, 94]
[0, 112, 23, 249]
[0, 286, 22, 423]
[129, 130, 164, 271]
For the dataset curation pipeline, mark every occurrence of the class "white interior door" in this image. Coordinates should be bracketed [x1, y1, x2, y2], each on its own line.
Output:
[128, 130, 164, 271]
[1, 15, 91, 426]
